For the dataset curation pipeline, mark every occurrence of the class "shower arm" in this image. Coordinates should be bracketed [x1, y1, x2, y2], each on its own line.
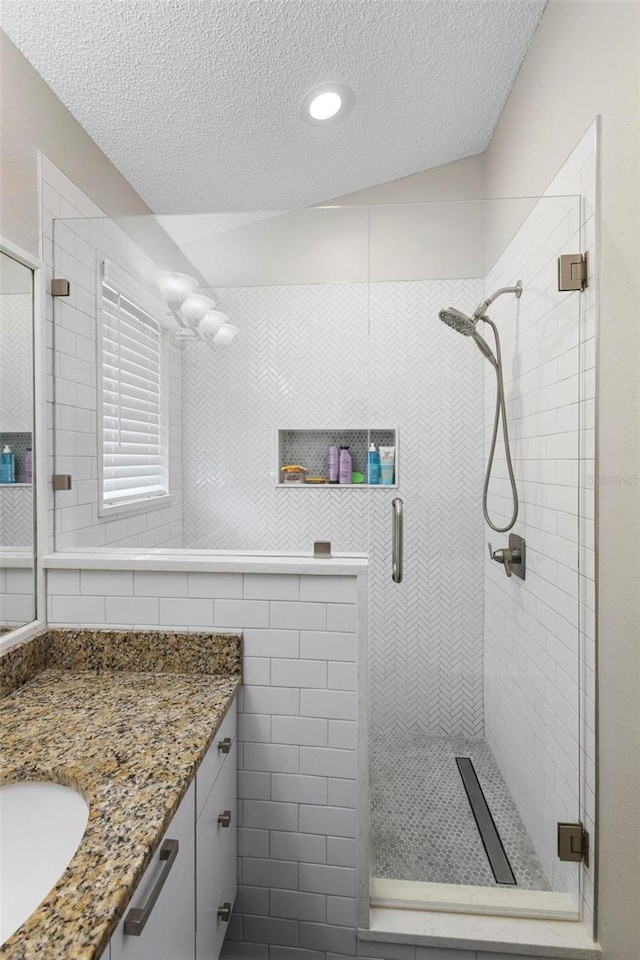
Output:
[473, 281, 523, 321]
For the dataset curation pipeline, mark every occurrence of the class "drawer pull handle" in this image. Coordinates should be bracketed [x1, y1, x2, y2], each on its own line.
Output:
[218, 809, 232, 828]
[218, 902, 231, 922]
[124, 839, 179, 936]
[218, 737, 232, 754]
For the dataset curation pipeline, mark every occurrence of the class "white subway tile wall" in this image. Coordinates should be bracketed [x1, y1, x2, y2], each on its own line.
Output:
[482, 125, 597, 923]
[0, 564, 34, 626]
[41, 156, 184, 552]
[47, 568, 364, 957]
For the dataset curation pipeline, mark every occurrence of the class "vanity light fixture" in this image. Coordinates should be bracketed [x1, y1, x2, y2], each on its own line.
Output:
[157, 272, 240, 348]
[300, 82, 355, 126]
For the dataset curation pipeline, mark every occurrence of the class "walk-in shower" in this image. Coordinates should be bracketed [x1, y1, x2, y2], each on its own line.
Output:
[439, 282, 522, 533]
[49, 191, 591, 927]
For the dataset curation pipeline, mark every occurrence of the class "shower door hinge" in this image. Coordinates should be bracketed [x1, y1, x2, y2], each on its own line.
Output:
[557, 253, 588, 292]
[51, 278, 71, 297]
[558, 822, 589, 866]
[52, 474, 73, 491]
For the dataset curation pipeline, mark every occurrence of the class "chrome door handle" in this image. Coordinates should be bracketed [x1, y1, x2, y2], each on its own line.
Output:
[218, 902, 232, 921]
[218, 737, 232, 753]
[392, 498, 403, 583]
[124, 839, 179, 936]
[218, 809, 232, 827]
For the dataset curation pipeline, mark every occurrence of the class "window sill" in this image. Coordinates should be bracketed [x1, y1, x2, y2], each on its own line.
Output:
[361, 906, 601, 959]
[98, 493, 174, 521]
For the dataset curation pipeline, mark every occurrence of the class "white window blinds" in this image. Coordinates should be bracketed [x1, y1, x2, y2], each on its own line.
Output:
[100, 271, 168, 509]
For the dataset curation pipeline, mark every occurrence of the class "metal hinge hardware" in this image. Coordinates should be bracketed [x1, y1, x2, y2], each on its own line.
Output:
[51, 278, 71, 297]
[52, 474, 73, 491]
[558, 822, 589, 866]
[557, 253, 588, 292]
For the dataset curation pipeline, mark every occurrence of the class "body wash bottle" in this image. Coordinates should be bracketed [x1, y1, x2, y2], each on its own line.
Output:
[338, 446, 352, 484]
[367, 443, 381, 484]
[0, 445, 15, 484]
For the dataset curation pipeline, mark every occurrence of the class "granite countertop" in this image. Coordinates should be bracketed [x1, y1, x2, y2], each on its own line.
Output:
[0, 629, 242, 960]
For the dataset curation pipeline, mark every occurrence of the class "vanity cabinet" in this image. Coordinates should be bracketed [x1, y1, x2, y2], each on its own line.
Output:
[196, 710, 237, 960]
[102, 699, 237, 960]
[109, 780, 196, 960]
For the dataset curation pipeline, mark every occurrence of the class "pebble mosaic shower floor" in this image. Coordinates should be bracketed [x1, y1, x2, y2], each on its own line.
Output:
[371, 735, 550, 890]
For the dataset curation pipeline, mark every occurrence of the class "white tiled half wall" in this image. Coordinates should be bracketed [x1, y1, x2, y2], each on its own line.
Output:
[182, 279, 486, 740]
[0, 563, 34, 627]
[482, 124, 597, 924]
[41, 157, 184, 552]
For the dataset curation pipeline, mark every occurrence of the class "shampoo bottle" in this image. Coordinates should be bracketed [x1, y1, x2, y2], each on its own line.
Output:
[0, 445, 15, 484]
[25, 448, 32, 484]
[327, 445, 339, 483]
[338, 446, 352, 484]
[367, 443, 381, 485]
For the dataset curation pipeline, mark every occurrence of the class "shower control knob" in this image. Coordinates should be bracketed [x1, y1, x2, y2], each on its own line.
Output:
[488, 536, 526, 581]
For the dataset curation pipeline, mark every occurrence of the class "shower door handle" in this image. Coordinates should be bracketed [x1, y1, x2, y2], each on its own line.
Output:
[392, 498, 403, 583]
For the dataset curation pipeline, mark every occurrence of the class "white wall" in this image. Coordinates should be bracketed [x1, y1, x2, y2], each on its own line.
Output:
[41, 158, 184, 552]
[482, 3, 640, 955]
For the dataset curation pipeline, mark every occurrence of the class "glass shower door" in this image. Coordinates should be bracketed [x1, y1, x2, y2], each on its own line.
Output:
[365, 196, 586, 916]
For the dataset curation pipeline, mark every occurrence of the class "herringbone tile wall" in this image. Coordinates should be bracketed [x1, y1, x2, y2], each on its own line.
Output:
[183, 278, 485, 739]
[0, 293, 33, 432]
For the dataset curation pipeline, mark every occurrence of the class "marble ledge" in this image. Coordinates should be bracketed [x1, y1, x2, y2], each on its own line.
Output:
[42, 548, 368, 576]
[363, 906, 602, 959]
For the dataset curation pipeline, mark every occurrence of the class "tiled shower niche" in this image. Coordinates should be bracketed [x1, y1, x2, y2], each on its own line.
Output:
[277, 428, 397, 486]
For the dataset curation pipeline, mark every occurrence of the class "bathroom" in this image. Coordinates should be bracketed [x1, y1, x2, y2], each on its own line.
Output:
[0, 2, 638, 960]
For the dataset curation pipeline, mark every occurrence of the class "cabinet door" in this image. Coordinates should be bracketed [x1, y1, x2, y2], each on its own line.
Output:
[196, 742, 237, 960]
[110, 781, 195, 960]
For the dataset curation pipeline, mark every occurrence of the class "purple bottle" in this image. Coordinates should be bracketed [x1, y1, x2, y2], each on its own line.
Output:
[338, 446, 352, 485]
[327, 445, 339, 484]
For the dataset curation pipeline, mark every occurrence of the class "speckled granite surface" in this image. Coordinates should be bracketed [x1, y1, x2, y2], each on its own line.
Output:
[0, 631, 241, 960]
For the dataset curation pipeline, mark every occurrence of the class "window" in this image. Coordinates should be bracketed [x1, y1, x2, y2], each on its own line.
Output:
[99, 263, 169, 514]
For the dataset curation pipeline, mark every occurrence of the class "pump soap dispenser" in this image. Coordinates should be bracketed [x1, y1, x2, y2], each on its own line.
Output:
[0, 445, 16, 484]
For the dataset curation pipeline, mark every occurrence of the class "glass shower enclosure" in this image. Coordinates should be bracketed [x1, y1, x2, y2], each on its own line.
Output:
[51, 193, 590, 922]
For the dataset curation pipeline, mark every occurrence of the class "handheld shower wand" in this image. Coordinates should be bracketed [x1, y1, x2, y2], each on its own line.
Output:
[438, 282, 523, 533]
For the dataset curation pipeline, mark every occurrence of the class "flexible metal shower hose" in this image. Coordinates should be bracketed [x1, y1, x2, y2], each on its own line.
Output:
[481, 316, 519, 532]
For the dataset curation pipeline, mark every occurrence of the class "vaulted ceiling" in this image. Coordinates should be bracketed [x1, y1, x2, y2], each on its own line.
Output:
[1, 1, 546, 211]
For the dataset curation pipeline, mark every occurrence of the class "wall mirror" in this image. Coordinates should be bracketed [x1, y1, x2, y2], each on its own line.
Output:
[0, 247, 36, 639]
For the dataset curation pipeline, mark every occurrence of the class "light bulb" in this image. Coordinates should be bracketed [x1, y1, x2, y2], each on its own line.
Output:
[309, 91, 342, 120]
[213, 323, 239, 345]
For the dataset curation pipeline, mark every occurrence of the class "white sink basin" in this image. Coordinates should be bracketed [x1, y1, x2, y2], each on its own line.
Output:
[0, 781, 89, 945]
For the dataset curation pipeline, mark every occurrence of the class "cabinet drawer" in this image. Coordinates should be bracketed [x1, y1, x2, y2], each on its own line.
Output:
[110, 781, 195, 960]
[196, 699, 236, 820]
[196, 741, 237, 960]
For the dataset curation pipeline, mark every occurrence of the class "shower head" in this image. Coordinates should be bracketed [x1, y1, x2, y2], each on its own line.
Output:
[438, 306, 497, 366]
[438, 306, 476, 336]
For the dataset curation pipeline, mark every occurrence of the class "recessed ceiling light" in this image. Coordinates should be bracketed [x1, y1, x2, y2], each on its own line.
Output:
[300, 82, 355, 126]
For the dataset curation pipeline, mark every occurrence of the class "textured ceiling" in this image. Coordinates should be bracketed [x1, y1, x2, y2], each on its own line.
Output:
[1, 1, 545, 212]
